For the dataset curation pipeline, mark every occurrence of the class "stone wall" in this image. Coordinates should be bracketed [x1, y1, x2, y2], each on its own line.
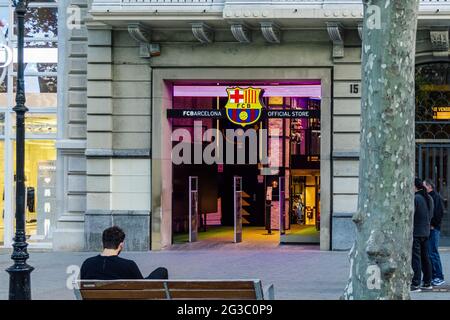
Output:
[53, 0, 89, 251]
[84, 27, 152, 251]
[330, 30, 361, 250]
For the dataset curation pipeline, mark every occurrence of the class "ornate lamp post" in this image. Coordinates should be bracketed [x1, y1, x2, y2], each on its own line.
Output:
[6, 0, 33, 300]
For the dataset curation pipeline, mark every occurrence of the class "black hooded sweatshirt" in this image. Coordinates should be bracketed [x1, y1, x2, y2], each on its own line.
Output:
[414, 191, 433, 238]
[80, 255, 143, 280]
[429, 190, 444, 230]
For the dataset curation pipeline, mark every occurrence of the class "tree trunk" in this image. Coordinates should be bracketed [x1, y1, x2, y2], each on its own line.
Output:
[343, 0, 420, 300]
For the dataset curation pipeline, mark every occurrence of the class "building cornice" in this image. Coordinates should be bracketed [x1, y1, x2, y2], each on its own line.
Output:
[88, 0, 450, 51]
[56, 139, 87, 154]
[260, 21, 281, 43]
[230, 22, 252, 43]
[191, 22, 215, 43]
[90, 0, 450, 25]
[326, 21, 344, 58]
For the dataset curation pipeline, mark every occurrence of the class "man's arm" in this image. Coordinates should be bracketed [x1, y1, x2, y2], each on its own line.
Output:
[433, 195, 444, 227]
[128, 261, 144, 279]
[428, 195, 434, 223]
[414, 195, 418, 213]
[79, 261, 88, 280]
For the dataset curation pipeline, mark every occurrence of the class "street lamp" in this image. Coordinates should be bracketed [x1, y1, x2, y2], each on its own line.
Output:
[6, 0, 33, 300]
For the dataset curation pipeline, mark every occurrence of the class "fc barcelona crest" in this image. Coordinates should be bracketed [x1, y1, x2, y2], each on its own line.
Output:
[225, 87, 264, 127]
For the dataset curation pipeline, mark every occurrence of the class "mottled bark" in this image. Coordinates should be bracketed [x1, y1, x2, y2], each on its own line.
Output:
[343, 0, 419, 300]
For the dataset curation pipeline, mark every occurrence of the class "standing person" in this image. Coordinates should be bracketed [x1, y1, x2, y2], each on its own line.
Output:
[424, 179, 446, 286]
[296, 195, 304, 224]
[411, 178, 433, 292]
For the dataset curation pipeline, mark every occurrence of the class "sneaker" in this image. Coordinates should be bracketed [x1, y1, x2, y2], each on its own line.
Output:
[432, 279, 446, 286]
[410, 285, 421, 292]
[420, 283, 433, 290]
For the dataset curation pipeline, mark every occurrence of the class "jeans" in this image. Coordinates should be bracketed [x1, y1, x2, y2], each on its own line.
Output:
[412, 237, 432, 286]
[146, 267, 169, 279]
[428, 229, 444, 280]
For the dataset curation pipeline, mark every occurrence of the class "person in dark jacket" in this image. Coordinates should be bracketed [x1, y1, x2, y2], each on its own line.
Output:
[411, 178, 433, 292]
[424, 179, 445, 286]
[80, 226, 168, 280]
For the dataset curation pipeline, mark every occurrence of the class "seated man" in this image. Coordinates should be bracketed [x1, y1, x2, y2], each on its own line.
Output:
[80, 226, 168, 280]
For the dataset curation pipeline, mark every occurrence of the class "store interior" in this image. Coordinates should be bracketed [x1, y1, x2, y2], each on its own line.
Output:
[0, 137, 56, 246]
[170, 82, 321, 246]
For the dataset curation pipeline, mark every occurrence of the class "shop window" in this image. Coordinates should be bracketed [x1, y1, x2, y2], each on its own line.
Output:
[0, 139, 4, 245]
[14, 62, 58, 73]
[0, 1, 58, 246]
[0, 6, 9, 105]
[36, 63, 57, 73]
[13, 140, 56, 240]
[171, 83, 321, 243]
[12, 113, 56, 135]
[15, 6, 57, 40]
[415, 63, 450, 241]
[416, 63, 450, 140]
[0, 112, 4, 135]
[0, 77, 6, 107]
[0, 6, 10, 34]
[289, 98, 320, 158]
[13, 76, 57, 108]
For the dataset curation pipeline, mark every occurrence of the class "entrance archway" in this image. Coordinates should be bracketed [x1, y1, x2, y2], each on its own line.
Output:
[169, 82, 322, 246]
[151, 68, 332, 250]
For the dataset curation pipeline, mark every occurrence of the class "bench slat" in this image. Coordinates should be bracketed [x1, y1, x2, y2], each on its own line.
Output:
[169, 290, 257, 300]
[81, 282, 165, 290]
[81, 290, 166, 300]
[168, 281, 256, 290]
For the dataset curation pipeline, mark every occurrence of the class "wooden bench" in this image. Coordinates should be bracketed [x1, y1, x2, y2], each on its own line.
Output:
[74, 279, 274, 300]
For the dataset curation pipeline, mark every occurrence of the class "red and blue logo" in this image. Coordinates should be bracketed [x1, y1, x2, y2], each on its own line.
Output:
[225, 87, 263, 127]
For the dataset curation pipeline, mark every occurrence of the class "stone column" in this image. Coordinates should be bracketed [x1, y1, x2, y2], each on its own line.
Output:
[84, 26, 152, 251]
[53, 0, 88, 251]
[331, 31, 363, 250]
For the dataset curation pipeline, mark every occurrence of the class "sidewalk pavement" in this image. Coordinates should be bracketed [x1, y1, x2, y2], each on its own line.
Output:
[0, 245, 449, 300]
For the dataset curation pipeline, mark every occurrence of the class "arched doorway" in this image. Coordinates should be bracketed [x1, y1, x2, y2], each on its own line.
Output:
[415, 62, 450, 245]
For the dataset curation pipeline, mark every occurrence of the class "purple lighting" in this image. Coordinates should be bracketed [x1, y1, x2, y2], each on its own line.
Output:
[173, 85, 322, 98]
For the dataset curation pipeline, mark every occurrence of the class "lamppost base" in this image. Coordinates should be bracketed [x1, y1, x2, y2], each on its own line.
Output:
[6, 265, 34, 300]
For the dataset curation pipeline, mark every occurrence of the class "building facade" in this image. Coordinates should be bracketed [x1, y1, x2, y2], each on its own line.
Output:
[1, 0, 449, 251]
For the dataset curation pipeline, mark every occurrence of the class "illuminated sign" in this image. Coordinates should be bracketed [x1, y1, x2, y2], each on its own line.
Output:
[167, 109, 320, 119]
[225, 87, 263, 127]
[168, 86, 320, 121]
[433, 107, 450, 120]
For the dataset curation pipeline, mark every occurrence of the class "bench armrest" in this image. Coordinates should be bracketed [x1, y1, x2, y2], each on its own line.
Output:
[263, 284, 275, 300]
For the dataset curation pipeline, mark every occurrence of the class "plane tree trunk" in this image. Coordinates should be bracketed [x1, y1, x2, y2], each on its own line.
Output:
[343, 0, 420, 300]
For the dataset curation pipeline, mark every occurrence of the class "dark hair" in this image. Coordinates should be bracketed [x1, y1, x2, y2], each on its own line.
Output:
[414, 177, 424, 190]
[102, 226, 125, 249]
[424, 179, 435, 191]
[415, 177, 432, 210]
